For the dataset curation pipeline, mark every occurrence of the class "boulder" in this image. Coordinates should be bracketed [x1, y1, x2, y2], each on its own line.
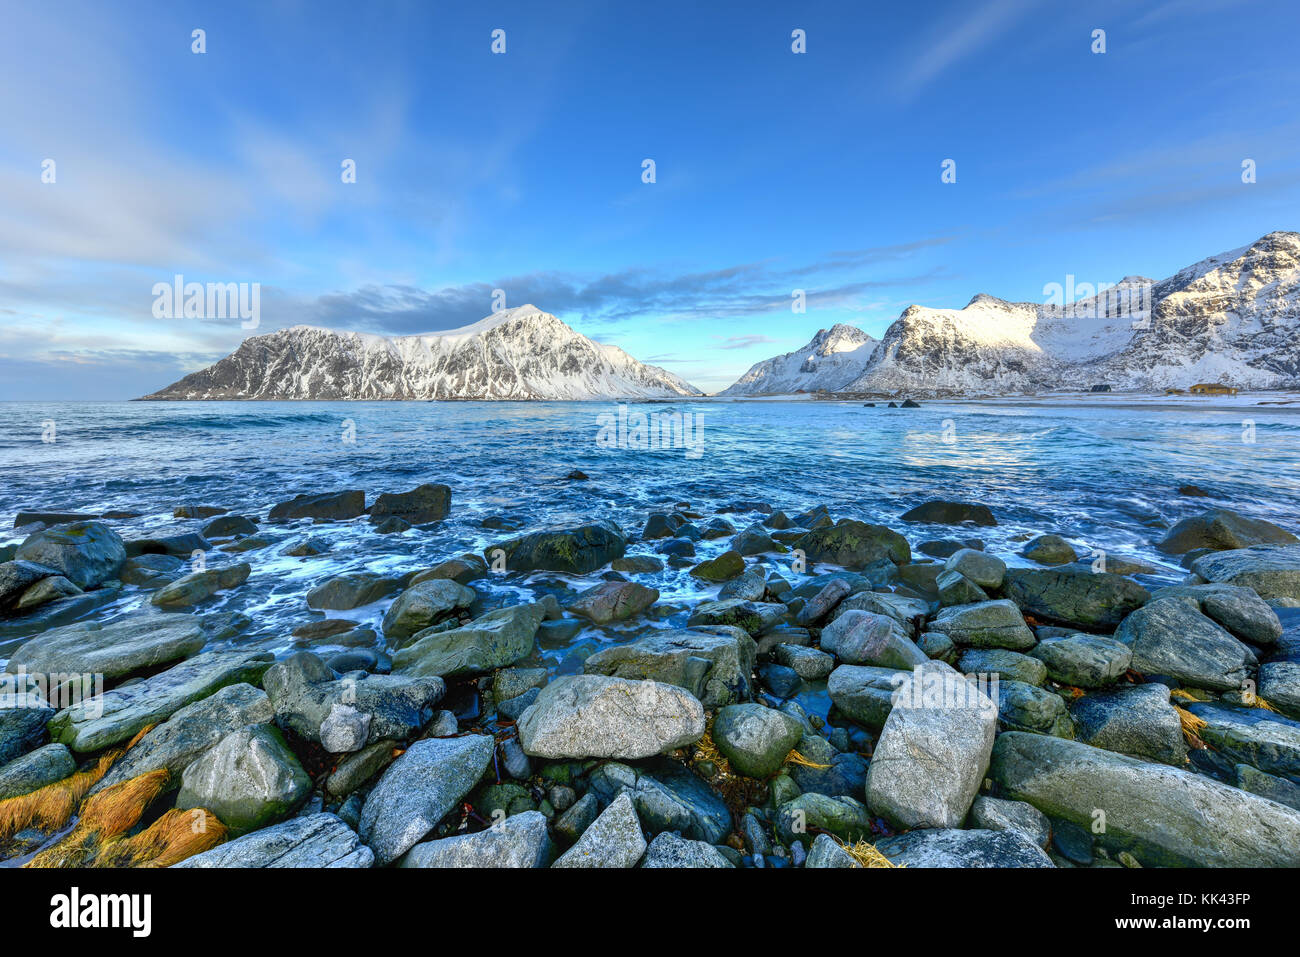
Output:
[485, 521, 626, 575]
[711, 703, 804, 778]
[552, 792, 647, 868]
[873, 828, 1053, 867]
[410, 554, 488, 586]
[1030, 633, 1132, 688]
[175, 724, 311, 835]
[268, 490, 365, 522]
[611, 555, 664, 574]
[151, 563, 250, 608]
[641, 831, 733, 868]
[774, 643, 835, 680]
[124, 530, 211, 558]
[1186, 702, 1300, 779]
[1259, 662, 1300, 719]
[1069, 683, 1187, 766]
[517, 675, 705, 760]
[685, 598, 785, 636]
[359, 734, 495, 864]
[900, 501, 997, 527]
[1235, 764, 1300, 811]
[567, 581, 659, 623]
[0, 742, 75, 800]
[176, 813, 373, 868]
[201, 515, 258, 538]
[827, 664, 906, 728]
[393, 603, 543, 678]
[1114, 597, 1254, 691]
[929, 599, 1035, 650]
[1149, 583, 1282, 645]
[369, 483, 451, 524]
[793, 520, 910, 569]
[585, 760, 730, 844]
[958, 648, 1047, 686]
[381, 579, 476, 643]
[582, 627, 755, 708]
[804, 832, 859, 868]
[1002, 566, 1149, 629]
[796, 578, 851, 625]
[14, 521, 126, 589]
[944, 548, 1006, 589]
[4, 612, 206, 685]
[689, 550, 745, 582]
[403, 810, 551, 868]
[996, 680, 1074, 737]
[936, 570, 988, 606]
[1189, 545, 1300, 603]
[1021, 534, 1079, 566]
[0, 559, 60, 610]
[732, 524, 778, 556]
[775, 793, 871, 844]
[718, 566, 768, 601]
[1157, 508, 1297, 555]
[307, 572, 405, 610]
[990, 731, 1300, 867]
[13, 575, 83, 612]
[967, 795, 1050, 848]
[820, 610, 927, 668]
[0, 700, 53, 766]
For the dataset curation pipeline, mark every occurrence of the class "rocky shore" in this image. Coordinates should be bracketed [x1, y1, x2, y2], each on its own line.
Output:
[3, 486, 1300, 868]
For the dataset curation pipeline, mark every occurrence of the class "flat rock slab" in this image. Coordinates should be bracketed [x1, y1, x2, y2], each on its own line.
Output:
[641, 831, 733, 868]
[517, 674, 705, 760]
[50, 649, 274, 753]
[1191, 545, 1300, 603]
[175, 812, 374, 868]
[401, 810, 551, 868]
[1115, 597, 1254, 691]
[552, 792, 647, 868]
[1002, 567, 1149, 629]
[392, 603, 542, 678]
[359, 734, 495, 865]
[582, 626, 756, 708]
[873, 828, 1054, 867]
[5, 613, 206, 684]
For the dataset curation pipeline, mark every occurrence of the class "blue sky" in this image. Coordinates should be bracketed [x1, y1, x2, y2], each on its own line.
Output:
[1, 0, 1298, 398]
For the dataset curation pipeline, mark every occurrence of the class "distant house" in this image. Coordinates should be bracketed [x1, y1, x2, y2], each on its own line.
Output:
[1090, 384, 1112, 393]
[1164, 387, 1185, 395]
[1190, 383, 1238, 395]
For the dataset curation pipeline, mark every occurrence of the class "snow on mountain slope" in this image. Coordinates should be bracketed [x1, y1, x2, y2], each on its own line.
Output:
[141, 305, 703, 400]
[718, 324, 879, 395]
[843, 232, 1300, 394]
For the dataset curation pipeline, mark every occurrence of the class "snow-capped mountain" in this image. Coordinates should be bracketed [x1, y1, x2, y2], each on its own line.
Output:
[141, 305, 703, 400]
[718, 324, 879, 395]
[842, 232, 1300, 394]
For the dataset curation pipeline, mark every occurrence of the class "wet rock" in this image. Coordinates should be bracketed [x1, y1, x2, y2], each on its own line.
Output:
[917, 630, 956, 662]
[865, 661, 997, 828]
[403, 810, 551, 868]
[281, 536, 332, 557]
[91, 683, 274, 793]
[5, 613, 206, 685]
[686, 598, 784, 636]
[1030, 633, 1132, 688]
[610, 555, 664, 574]
[641, 831, 732, 868]
[900, 501, 997, 527]
[486, 521, 626, 575]
[757, 662, 801, 697]
[1114, 597, 1254, 691]
[1187, 702, 1300, 778]
[583, 626, 755, 707]
[174, 505, 227, 519]
[359, 734, 495, 864]
[14, 521, 126, 590]
[1157, 508, 1297, 555]
[176, 724, 311, 835]
[732, 524, 778, 556]
[393, 602, 543, 678]
[1150, 583, 1281, 645]
[553, 792, 647, 868]
[202, 515, 258, 538]
[326, 739, 400, 798]
[712, 703, 803, 778]
[794, 519, 911, 569]
[268, 490, 365, 522]
[0, 584, 123, 642]
[1234, 764, 1300, 811]
[1022, 534, 1079, 565]
[827, 664, 905, 728]
[929, 599, 1035, 650]
[1002, 566, 1149, 629]
[718, 565, 768, 601]
[873, 828, 1053, 867]
[1190, 544, 1300, 604]
[151, 562, 251, 608]
[0, 559, 60, 610]
[51, 649, 273, 753]
[1259, 662, 1300, 719]
[567, 581, 658, 624]
[381, 579, 476, 643]
[990, 731, 1300, 867]
[369, 483, 451, 525]
[411, 553, 488, 586]
[796, 578, 851, 625]
[689, 549, 745, 582]
[177, 812, 373, 868]
[997, 680, 1074, 737]
[831, 591, 928, 635]
[0, 742, 75, 800]
[555, 792, 600, 844]
[820, 610, 927, 668]
[13, 574, 83, 611]
[958, 648, 1047, 685]
[936, 570, 988, 606]
[517, 675, 705, 759]
[586, 760, 731, 844]
[774, 643, 835, 680]
[13, 510, 99, 527]
[968, 795, 1050, 848]
[775, 793, 871, 844]
[945, 548, 1005, 589]
[1069, 683, 1187, 765]
[263, 651, 444, 750]
[306, 572, 404, 610]
[700, 517, 737, 540]
[643, 512, 684, 540]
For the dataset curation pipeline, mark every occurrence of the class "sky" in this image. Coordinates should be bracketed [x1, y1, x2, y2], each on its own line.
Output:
[1, 0, 1298, 398]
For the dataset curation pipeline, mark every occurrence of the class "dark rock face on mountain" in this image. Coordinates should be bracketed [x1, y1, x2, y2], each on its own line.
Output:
[720, 324, 878, 395]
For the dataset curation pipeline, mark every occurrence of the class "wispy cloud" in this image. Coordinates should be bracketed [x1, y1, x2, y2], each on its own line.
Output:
[895, 0, 1039, 101]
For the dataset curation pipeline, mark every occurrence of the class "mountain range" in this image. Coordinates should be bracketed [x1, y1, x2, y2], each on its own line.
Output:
[142, 232, 1300, 400]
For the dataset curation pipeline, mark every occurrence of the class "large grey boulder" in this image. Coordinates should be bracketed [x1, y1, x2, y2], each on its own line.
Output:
[793, 519, 911, 569]
[958, 648, 1047, 686]
[359, 734, 495, 865]
[775, 792, 872, 844]
[50, 649, 274, 753]
[175, 725, 311, 835]
[14, 521, 126, 590]
[485, 521, 626, 575]
[967, 795, 1050, 849]
[1021, 534, 1078, 566]
[820, 610, 927, 667]
[392, 603, 543, 678]
[585, 760, 731, 844]
[827, 664, 906, 728]
[1114, 597, 1254, 691]
[944, 548, 1006, 589]
[873, 828, 1054, 867]
[0, 560, 61, 611]
[990, 731, 1300, 867]
[1190, 545, 1300, 603]
[711, 703, 803, 779]
[685, 598, 785, 636]
[864, 660, 997, 829]
[370, 483, 451, 524]
[381, 579, 476, 643]
[641, 831, 733, 868]
[1150, 583, 1282, 645]
[804, 832, 860, 868]
[151, 563, 251, 608]
[91, 683, 274, 794]
[1157, 508, 1297, 555]
[1186, 702, 1300, 779]
[1030, 633, 1132, 688]
[567, 581, 658, 624]
[4, 613, 206, 686]
[900, 501, 997, 527]
[582, 626, 756, 708]
[0, 742, 75, 800]
[1002, 567, 1149, 629]
[175, 813, 373, 868]
[929, 599, 1035, 650]
[0, 700, 53, 766]
[1068, 683, 1188, 766]
[402, 810, 551, 868]
[996, 680, 1074, 737]
[552, 792, 647, 868]
[517, 675, 705, 760]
